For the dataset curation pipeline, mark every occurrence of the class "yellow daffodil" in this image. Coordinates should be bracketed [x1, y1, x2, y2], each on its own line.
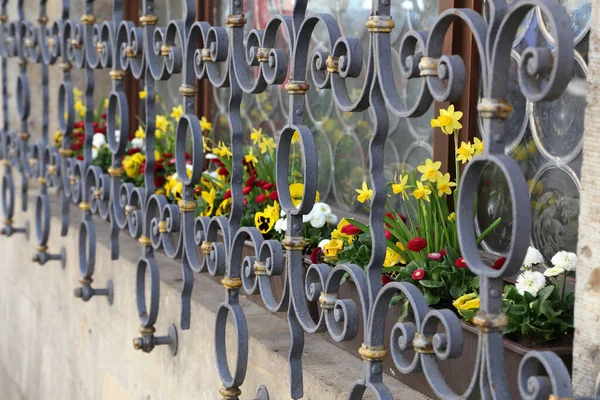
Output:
[258, 136, 277, 154]
[392, 173, 410, 200]
[75, 100, 86, 118]
[139, 88, 147, 99]
[170, 105, 184, 121]
[322, 239, 344, 260]
[355, 181, 373, 204]
[73, 87, 83, 101]
[448, 212, 456, 222]
[417, 158, 442, 183]
[512, 145, 528, 161]
[430, 104, 463, 134]
[383, 244, 406, 267]
[103, 98, 109, 109]
[245, 147, 258, 164]
[250, 128, 263, 144]
[213, 141, 232, 158]
[472, 137, 484, 156]
[456, 141, 474, 164]
[436, 173, 457, 196]
[154, 150, 161, 161]
[200, 116, 212, 131]
[54, 131, 62, 146]
[201, 187, 216, 216]
[202, 136, 211, 152]
[452, 293, 480, 318]
[289, 183, 320, 207]
[156, 115, 169, 133]
[527, 139, 537, 154]
[122, 153, 145, 179]
[291, 131, 300, 145]
[135, 126, 145, 139]
[413, 181, 431, 202]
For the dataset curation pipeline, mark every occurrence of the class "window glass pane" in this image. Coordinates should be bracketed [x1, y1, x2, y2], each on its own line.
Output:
[211, 0, 437, 215]
[477, 0, 589, 261]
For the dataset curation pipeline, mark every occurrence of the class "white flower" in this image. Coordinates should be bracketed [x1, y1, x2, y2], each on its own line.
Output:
[310, 213, 326, 229]
[551, 251, 578, 272]
[313, 202, 331, 215]
[91, 148, 98, 160]
[522, 246, 544, 270]
[113, 129, 121, 143]
[92, 133, 106, 148]
[302, 211, 312, 223]
[205, 153, 218, 160]
[318, 239, 330, 249]
[131, 137, 144, 149]
[280, 209, 286, 218]
[208, 170, 219, 179]
[543, 266, 565, 277]
[325, 212, 338, 225]
[515, 270, 547, 297]
[274, 218, 287, 234]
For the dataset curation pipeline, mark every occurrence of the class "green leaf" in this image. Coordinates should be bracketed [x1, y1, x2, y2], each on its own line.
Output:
[424, 293, 441, 305]
[445, 247, 460, 264]
[537, 285, 555, 303]
[397, 300, 410, 322]
[419, 280, 444, 288]
[450, 286, 461, 299]
[508, 304, 527, 316]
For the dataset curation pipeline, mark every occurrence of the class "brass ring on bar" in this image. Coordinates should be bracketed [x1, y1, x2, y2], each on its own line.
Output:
[472, 311, 508, 332]
[69, 175, 77, 185]
[221, 277, 243, 290]
[226, 14, 247, 28]
[419, 57, 438, 76]
[38, 15, 48, 25]
[3, 218, 12, 226]
[79, 202, 91, 212]
[80, 14, 96, 25]
[37, 177, 47, 185]
[138, 235, 152, 247]
[94, 189, 102, 199]
[158, 221, 168, 233]
[365, 15, 395, 33]
[253, 260, 266, 276]
[125, 205, 138, 216]
[0, 15, 7, 23]
[179, 85, 198, 97]
[283, 235, 306, 250]
[0, 159, 9, 166]
[36, 245, 48, 253]
[19, 132, 30, 141]
[28, 158, 37, 168]
[70, 39, 82, 49]
[284, 81, 309, 94]
[59, 62, 72, 72]
[358, 344, 388, 361]
[326, 56, 339, 73]
[109, 70, 126, 80]
[256, 48, 270, 63]
[201, 48, 212, 62]
[160, 44, 171, 56]
[107, 166, 124, 176]
[178, 200, 196, 212]
[139, 14, 159, 26]
[477, 98, 513, 120]
[47, 165, 56, 175]
[219, 387, 242, 400]
[412, 333, 435, 354]
[96, 42, 104, 54]
[201, 241, 213, 255]
[59, 148, 73, 157]
[318, 292, 338, 310]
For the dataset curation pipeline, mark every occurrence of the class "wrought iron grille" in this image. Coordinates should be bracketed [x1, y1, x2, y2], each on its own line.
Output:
[0, 0, 590, 398]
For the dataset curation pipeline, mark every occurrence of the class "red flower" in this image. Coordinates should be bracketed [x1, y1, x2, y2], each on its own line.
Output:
[242, 186, 253, 195]
[194, 187, 202, 196]
[310, 247, 322, 264]
[385, 212, 407, 225]
[411, 269, 425, 280]
[76, 155, 84, 160]
[246, 176, 256, 187]
[102, 113, 107, 119]
[269, 191, 278, 201]
[262, 182, 274, 191]
[455, 257, 467, 268]
[185, 152, 190, 160]
[218, 167, 229, 176]
[94, 126, 106, 135]
[256, 194, 267, 203]
[440, 248, 447, 257]
[74, 121, 85, 129]
[382, 274, 394, 285]
[71, 142, 83, 151]
[223, 189, 231, 200]
[154, 176, 164, 188]
[492, 257, 506, 270]
[398, 214, 407, 224]
[407, 237, 427, 252]
[256, 180, 267, 187]
[169, 158, 176, 165]
[93, 121, 99, 128]
[128, 148, 141, 155]
[243, 198, 247, 206]
[427, 252, 442, 261]
[384, 230, 392, 240]
[341, 224, 361, 236]
[163, 152, 173, 159]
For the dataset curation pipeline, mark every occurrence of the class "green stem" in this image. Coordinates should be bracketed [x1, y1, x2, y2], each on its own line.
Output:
[476, 217, 502, 245]
[561, 272, 567, 302]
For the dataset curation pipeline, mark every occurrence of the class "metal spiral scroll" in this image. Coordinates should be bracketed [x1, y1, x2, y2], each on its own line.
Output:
[0, 0, 584, 398]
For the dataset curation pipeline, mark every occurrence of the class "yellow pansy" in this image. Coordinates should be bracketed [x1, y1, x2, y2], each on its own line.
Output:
[322, 239, 344, 260]
[139, 88, 147, 99]
[472, 137, 484, 156]
[135, 126, 145, 139]
[245, 147, 258, 164]
[436, 173, 457, 196]
[456, 141, 474, 164]
[383, 244, 406, 267]
[171, 105, 184, 121]
[156, 115, 169, 132]
[289, 183, 320, 207]
[392, 173, 409, 200]
[213, 141, 232, 158]
[258, 136, 276, 154]
[155, 188, 165, 195]
[122, 152, 145, 179]
[250, 128, 263, 144]
[200, 116, 212, 131]
[452, 293, 480, 318]
[430, 104, 463, 134]
[331, 218, 355, 244]
[254, 206, 277, 234]
[216, 198, 232, 216]
[413, 181, 431, 202]
[447, 212, 456, 222]
[355, 181, 373, 204]
[201, 187, 216, 216]
[54, 131, 62, 146]
[417, 158, 442, 183]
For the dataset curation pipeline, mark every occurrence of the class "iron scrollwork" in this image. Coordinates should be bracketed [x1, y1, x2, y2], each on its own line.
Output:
[0, 0, 586, 398]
